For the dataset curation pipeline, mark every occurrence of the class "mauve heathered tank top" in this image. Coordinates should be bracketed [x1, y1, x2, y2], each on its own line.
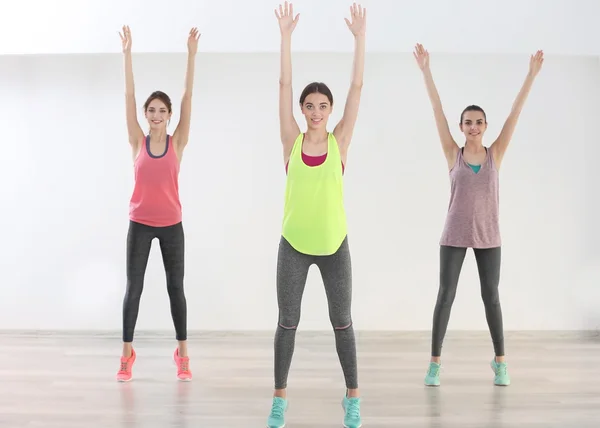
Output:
[439, 147, 501, 249]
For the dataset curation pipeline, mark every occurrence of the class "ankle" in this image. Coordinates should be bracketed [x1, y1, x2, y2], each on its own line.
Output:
[430, 357, 441, 364]
[495, 356, 506, 363]
[346, 388, 360, 398]
[122, 344, 133, 358]
[177, 341, 188, 358]
[273, 389, 286, 399]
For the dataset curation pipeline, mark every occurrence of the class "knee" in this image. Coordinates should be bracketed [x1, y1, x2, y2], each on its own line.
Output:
[333, 321, 353, 331]
[278, 310, 300, 330]
[331, 314, 353, 331]
[166, 276, 185, 294]
[481, 287, 500, 305]
[437, 287, 457, 306]
[124, 283, 143, 303]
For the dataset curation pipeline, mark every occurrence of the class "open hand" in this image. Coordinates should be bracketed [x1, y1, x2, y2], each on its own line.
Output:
[188, 27, 201, 54]
[119, 25, 132, 53]
[275, 1, 299, 36]
[413, 43, 429, 70]
[529, 50, 544, 77]
[345, 3, 366, 37]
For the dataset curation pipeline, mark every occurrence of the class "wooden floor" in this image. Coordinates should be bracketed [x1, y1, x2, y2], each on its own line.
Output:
[0, 331, 599, 427]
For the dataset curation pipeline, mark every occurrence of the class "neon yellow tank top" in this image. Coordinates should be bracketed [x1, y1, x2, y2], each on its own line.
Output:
[282, 133, 347, 256]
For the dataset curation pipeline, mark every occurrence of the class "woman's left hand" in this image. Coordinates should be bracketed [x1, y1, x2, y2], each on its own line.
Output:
[529, 50, 544, 77]
[187, 27, 201, 54]
[345, 3, 366, 38]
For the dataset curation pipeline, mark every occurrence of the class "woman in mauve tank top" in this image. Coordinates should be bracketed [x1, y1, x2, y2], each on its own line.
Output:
[115, 25, 200, 383]
[413, 44, 544, 387]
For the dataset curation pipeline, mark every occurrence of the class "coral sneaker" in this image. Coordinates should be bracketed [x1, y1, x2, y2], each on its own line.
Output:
[173, 348, 192, 381]
[116, 348, 136, 382]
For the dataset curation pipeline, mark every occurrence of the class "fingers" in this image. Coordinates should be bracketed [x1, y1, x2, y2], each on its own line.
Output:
[414, 43, 426, 55]
[189, 27, 200, 40]
[349, 3, 365, 18]
[275, 1, 294, 19]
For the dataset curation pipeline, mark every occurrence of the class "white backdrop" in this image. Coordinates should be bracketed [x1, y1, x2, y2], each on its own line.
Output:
[1, 0, 599, 55]
[0, 52, 598, 332]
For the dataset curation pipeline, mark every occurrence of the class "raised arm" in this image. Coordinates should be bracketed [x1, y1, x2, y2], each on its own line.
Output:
[275, 2, 301, 162]
[173, 27, 201, 154]
[119, 26, 144, 149]
[333, 3, 366, 156]
[413, 43, 458, 169]
[490, 50, 544, 169]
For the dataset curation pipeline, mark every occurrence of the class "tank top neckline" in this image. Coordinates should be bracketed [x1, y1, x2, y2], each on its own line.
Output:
[459, 146, 489, 171]
[145, 134, 170, 159]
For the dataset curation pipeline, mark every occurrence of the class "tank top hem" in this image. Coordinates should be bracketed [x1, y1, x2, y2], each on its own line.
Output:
[128, 215, 183, 228]
[439, 239, 502, 249]
[282, 232, 347, 256]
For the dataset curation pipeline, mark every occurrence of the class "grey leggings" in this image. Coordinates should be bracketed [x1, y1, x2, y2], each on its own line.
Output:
[274, 236, 358, 390]
[431, 245, 504, 357]
[122, 220, 187, 343]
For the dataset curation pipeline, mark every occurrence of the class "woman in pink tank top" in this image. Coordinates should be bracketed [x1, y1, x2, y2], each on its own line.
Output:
[413, 44, 544, 387]
[116, 25, 200, 383]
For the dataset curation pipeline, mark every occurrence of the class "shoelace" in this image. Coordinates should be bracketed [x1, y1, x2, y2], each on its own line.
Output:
[495, 363, 507, 376]
[178, 358, 189, 372]
[428, 364, 439, 377]
[270, 402, 284, 418]
[119, 361, 129, 372]
[346, 399, 360, 419]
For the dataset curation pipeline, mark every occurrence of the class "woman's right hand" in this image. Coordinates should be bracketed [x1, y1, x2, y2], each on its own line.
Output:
[274, 1, 299, 36]
[413, 43, 430, 71]
[119, 25, 132, 53]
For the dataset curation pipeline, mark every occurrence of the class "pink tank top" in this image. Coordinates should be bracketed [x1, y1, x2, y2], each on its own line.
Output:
[439, 147, 501, 249]
[129, 135, 182, 227]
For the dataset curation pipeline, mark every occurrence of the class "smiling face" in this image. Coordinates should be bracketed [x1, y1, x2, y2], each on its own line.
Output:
[301, 92, 332, 130]
[145, 99, 171, 132]
[299, 82, 334, 131]
[143, 91, 172, 133]
[459, 106, 487, 144]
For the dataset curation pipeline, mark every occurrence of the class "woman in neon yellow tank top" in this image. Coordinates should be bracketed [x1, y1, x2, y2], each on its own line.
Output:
[266, 3, 366, 428]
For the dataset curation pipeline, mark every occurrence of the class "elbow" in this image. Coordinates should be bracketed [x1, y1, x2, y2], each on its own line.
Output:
[351, 81, 363, 89]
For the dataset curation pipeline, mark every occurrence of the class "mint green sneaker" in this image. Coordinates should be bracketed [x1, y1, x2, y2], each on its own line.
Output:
[341, 395, 362, 428]
[490, 359, 511, 386]
[424, 362, 441, 386]
[266, 397, 287, 428]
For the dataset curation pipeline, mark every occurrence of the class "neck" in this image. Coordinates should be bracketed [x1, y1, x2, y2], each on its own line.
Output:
[149, 129, 167, 143]
[464, 140, 484, 151]
[304, 128, 328, 143]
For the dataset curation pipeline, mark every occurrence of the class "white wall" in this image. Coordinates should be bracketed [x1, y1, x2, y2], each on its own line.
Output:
[2, 0, 600, 55]
[0, 51, 598, 332]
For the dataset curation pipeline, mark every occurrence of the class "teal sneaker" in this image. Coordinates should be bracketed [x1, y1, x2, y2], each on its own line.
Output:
[341, 395, 362, 428]
[490, 359, 511, 386]
[424, 362, 441, 386]
[266, 397, 287, 428]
